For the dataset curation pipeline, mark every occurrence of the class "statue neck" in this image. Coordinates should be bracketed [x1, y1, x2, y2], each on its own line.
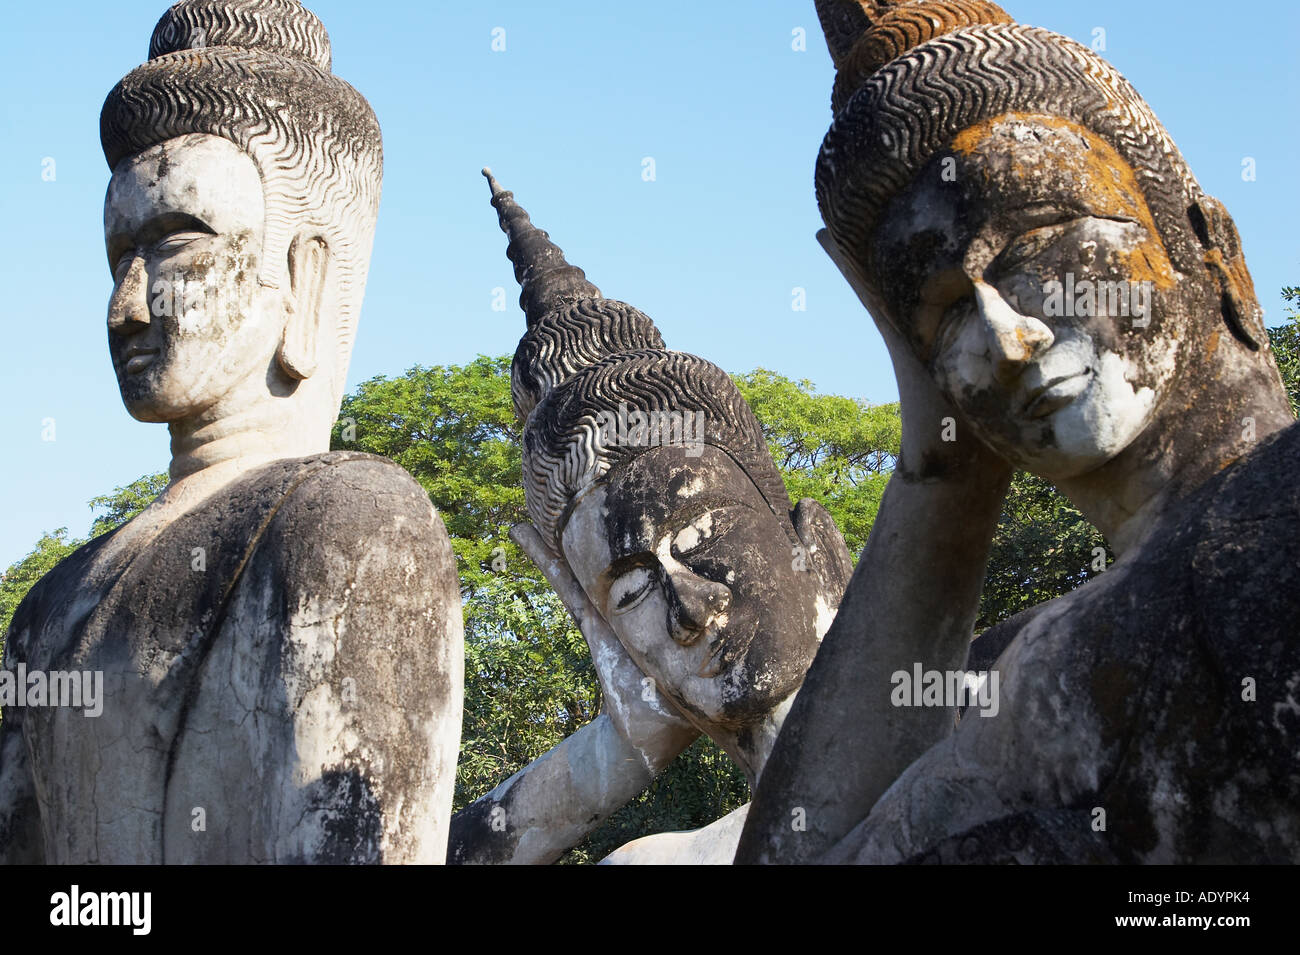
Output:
[167, 375, 334, 498]
[710, 696, 796, 790]
[1058, 329, 1293, 557]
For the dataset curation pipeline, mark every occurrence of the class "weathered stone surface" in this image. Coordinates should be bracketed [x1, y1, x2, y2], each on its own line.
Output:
[0, 1, 462, 864]
[599, 804, 752, 865]
[4, 453, 461, 863]
[827, 424, 1300, 864]
[448, 175, 852, 864]
[739, 0, 1297, 865]
[900, 809, 1118, 865]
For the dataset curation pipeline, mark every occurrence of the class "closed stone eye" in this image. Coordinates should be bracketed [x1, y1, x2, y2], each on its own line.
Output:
[609, 566, 654, 614]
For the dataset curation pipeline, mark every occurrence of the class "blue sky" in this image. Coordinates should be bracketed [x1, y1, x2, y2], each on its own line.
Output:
[2, 0, 1297, 568]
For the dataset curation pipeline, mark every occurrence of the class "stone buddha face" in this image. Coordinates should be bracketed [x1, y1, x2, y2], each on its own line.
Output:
[870, 113, 1192, 481]
[559, 445, 836, 731]
[105, 133, 288, 423]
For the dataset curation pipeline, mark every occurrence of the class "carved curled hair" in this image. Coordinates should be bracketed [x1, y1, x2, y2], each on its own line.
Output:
[483, 170, 660, 420]
[523, 350, 794, 553]
[814, 3, 1205, 294]
[484, 172, 794, 549]
[822, 0, 1015, 115]
[511, 300, 665, 421]
[148, 0, 332, 68]
[100, 1, 382, 395]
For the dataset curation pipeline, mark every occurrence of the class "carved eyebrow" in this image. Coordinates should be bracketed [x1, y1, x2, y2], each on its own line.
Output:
[602, 498, 751, 576]
[988, 211, 1145, 271]
[107, 212, 217, 269]
[999, 204, 1140, 232]
[606, 552, 656, 581]
[665, 497, 751, 530]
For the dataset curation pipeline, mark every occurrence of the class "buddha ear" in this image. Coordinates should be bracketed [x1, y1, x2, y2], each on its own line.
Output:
[277, 233, 331, 380]
[793, 498, 854, 607]
[1189, 195, 1264, 350]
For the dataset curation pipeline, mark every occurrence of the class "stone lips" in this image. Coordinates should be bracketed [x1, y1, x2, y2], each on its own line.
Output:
[523, 349, 795, 554]
[149, 0, 332, 70]
[816, 22, 1206, 296]
[100, 0, 383, 398]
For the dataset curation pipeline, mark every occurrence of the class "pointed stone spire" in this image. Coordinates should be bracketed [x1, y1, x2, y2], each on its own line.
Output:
[483, 168, 603, 328]
[815, 0, 877, 68]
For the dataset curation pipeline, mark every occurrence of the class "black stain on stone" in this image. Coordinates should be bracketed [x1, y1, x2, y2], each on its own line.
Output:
[313, 768, 383, 864]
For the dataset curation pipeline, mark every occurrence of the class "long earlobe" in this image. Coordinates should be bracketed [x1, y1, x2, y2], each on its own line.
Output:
[793, 498, 854, 605]
[278, 234, 330, 379]
[1190, 196, 1264, 350]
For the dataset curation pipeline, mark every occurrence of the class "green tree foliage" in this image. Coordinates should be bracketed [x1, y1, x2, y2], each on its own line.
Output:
[332, 356, 526, 599]
[0, 530, 82, 660]
[977, 472, 1107, 631]
[732, 369, 899, 557]
[87, 473, 170, 539]
[1270, 287, 1300, 419]
[456, 574, 600, 849]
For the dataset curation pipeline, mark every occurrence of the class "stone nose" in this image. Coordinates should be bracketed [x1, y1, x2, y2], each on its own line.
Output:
[973, 281, 1053, 383]
[665, 569, 732, 643]
[107, 255, 151, 332]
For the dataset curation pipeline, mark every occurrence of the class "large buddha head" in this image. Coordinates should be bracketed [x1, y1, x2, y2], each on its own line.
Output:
[814, 0, 1289, 485]
[99, 0, 382, 441]
[486, 172, 852, 733]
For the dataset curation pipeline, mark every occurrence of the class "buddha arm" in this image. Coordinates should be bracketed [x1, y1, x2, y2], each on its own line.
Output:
[736, 469, 1007, 863]
[269, 458, 464, 863]
[1, 615, 43, 863]
[448, 710, 696, 865]
[823, 597, 1116, 863]
[737, 243, 1011, 863]
[0, 704, 44, 864]
[599, 803, 751, 865]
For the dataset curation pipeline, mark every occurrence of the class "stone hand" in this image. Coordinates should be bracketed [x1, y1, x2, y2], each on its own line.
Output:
[817, 229, 1011, 489]
[508, 523, 698, 772]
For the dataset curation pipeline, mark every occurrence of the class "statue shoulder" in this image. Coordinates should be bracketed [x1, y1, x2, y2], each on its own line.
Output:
[4, 533, 116, 664]
[267, 450, 440, 529]
[223, 448, 461, 717]
[970, 420, 1300, 670]
[1182, 420, 1300, 670]
[1202, 419, 1300, 521]
[249, 450, 456, 601]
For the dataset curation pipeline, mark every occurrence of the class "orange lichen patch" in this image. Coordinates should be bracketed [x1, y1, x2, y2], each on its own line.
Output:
[1204, 247, 1260, 310]
[1115, 243, 1177, 291]
[949, 111, 1091, 155]
[951, 112, 1179, 290]
[1207, 329, 1220, 357]
[950, 115, 1003, 156]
